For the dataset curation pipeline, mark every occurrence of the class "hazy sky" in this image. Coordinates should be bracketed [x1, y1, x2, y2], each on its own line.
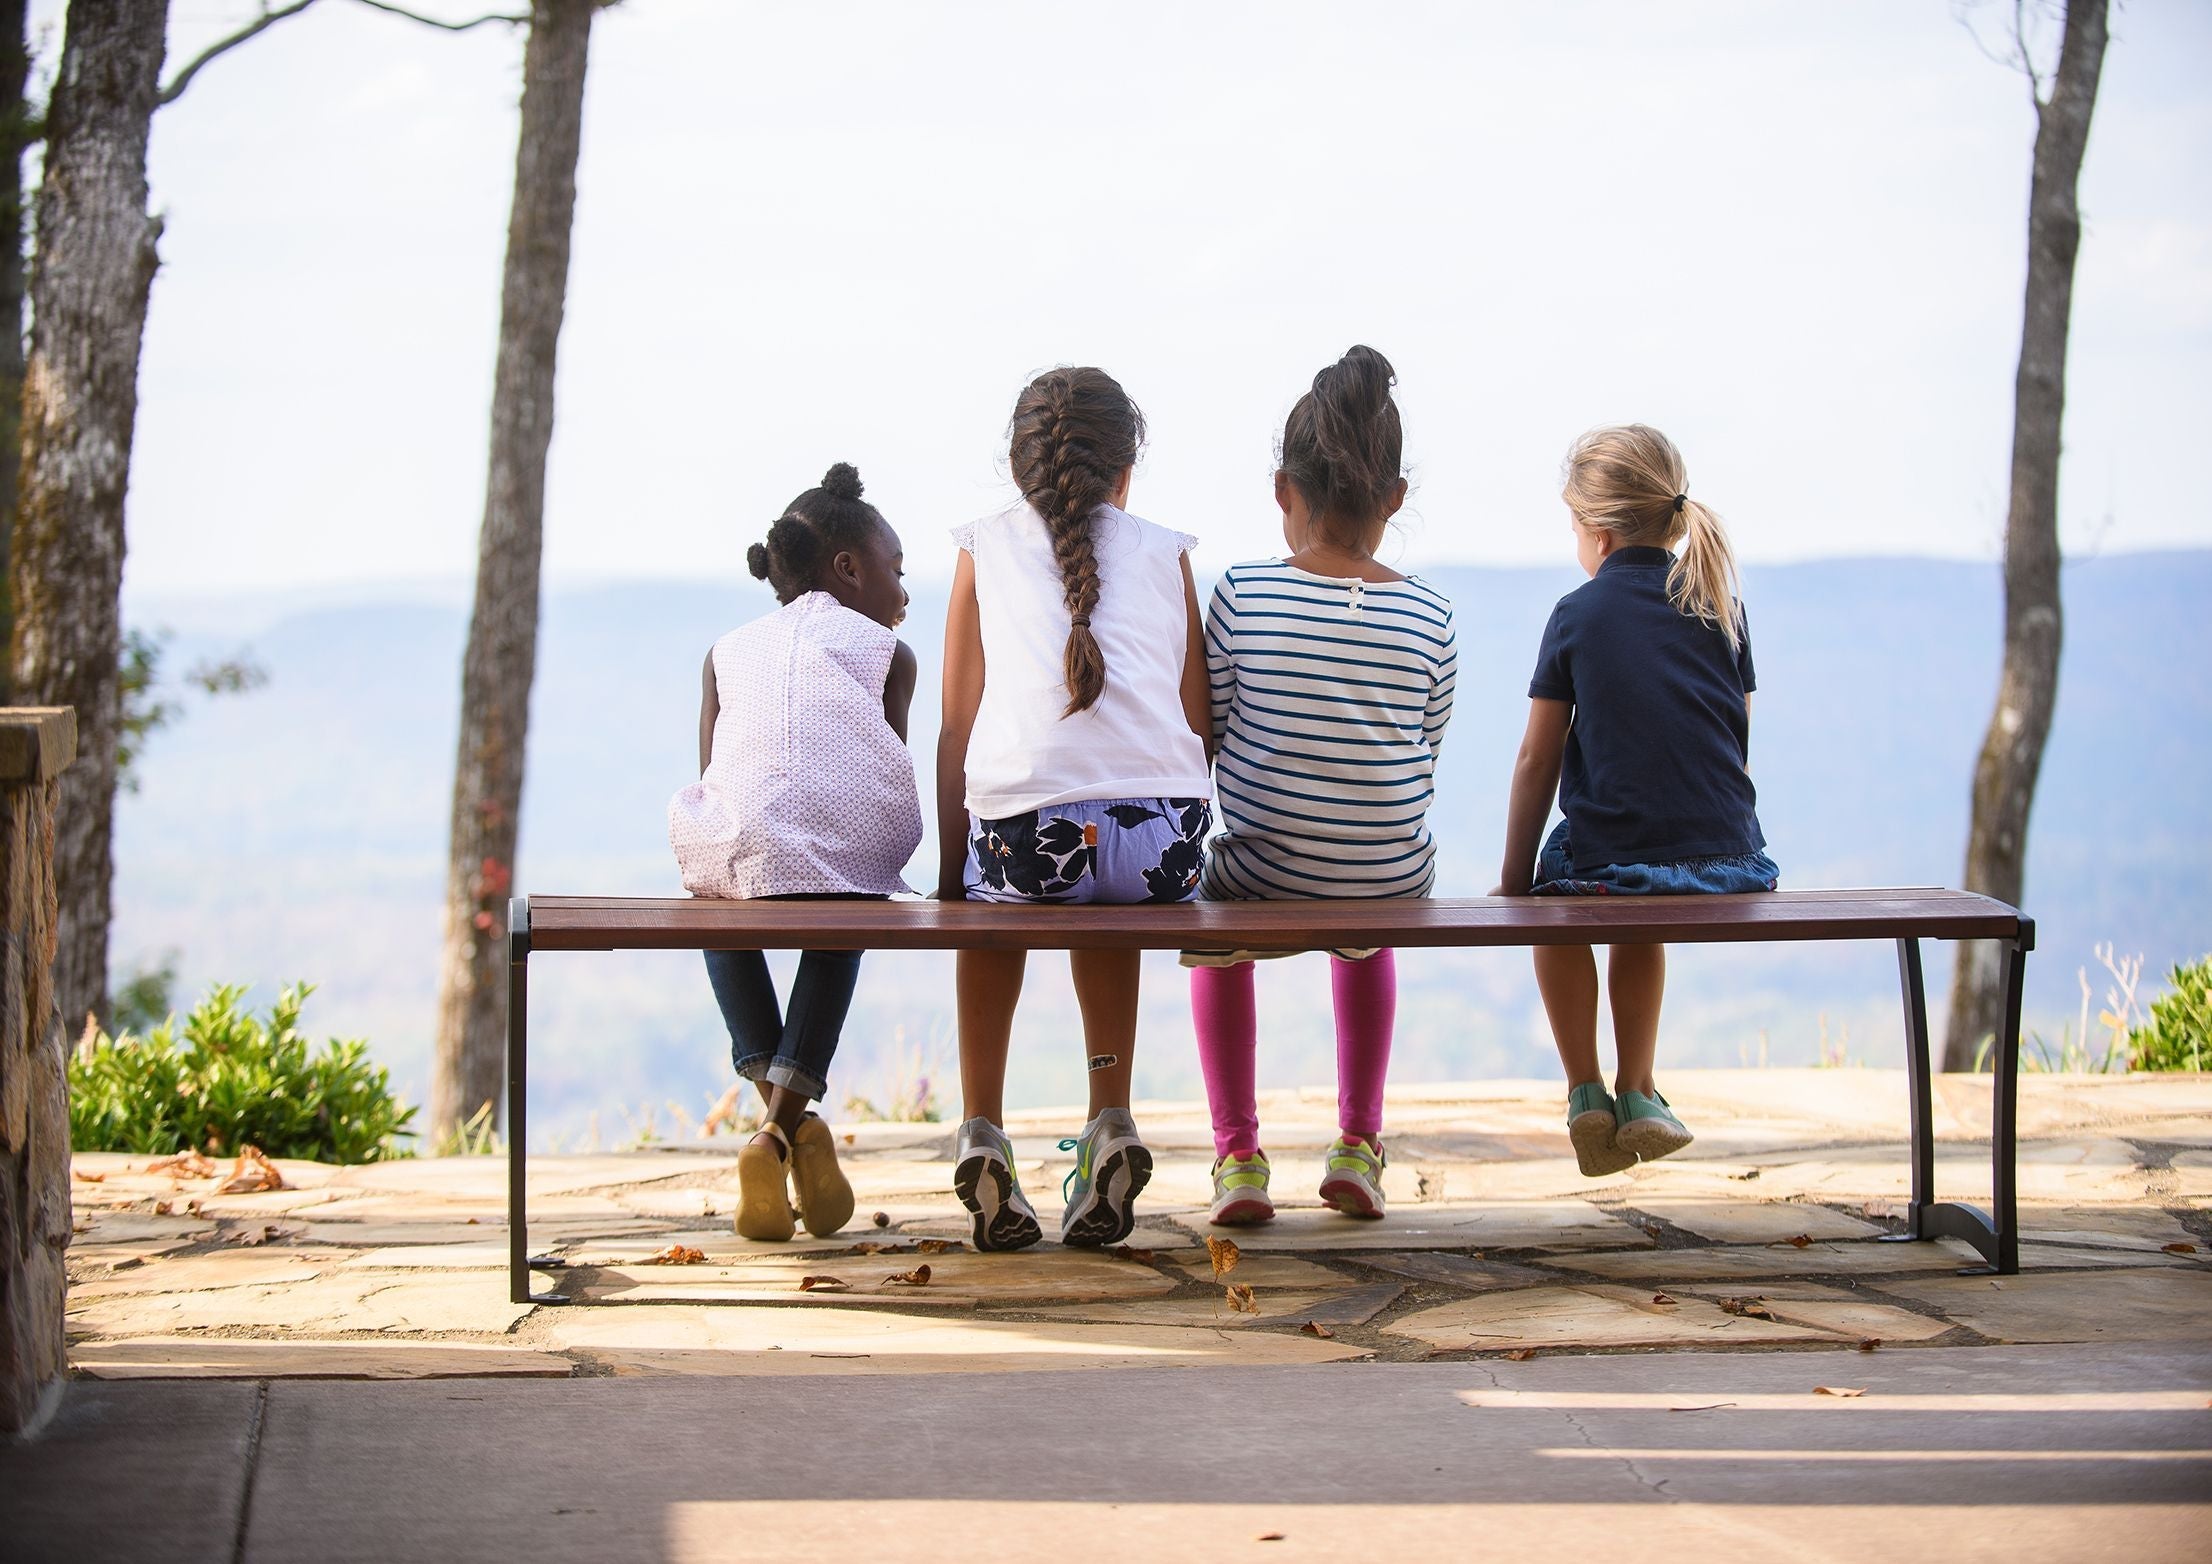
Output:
[33, 0, 2209, 601]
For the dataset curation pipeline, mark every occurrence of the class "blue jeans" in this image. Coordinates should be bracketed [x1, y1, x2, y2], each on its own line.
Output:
[703, 948, 861, 1101]
[1534, 820, 1779, 896]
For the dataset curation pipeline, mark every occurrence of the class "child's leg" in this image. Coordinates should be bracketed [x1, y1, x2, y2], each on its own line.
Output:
[956, 949, 1027, 1126]
[1070, 949, 1140, 1117]
[761, 948, 863, 1131]
[1190, 961, 1260, 1158]
[1532, 943, 1602, 1086]
[703, 949, 782, 1098]
[1607, 943, 1666, 1098]
[1331, 949, 1396, 1146]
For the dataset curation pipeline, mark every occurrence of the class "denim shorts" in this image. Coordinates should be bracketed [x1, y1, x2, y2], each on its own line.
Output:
[965, 796, 1211, 904]
[1533, 820, 1779, 897]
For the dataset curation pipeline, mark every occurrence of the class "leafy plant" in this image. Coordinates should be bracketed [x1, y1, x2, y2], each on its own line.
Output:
[2131, 954, 2211, 1073]
[108, 954, 179, 1037]
[432, 1100, 502, 1157]
[69, 984, 416, 1163]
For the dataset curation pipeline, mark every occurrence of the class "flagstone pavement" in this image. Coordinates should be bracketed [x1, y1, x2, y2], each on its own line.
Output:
[56, 1070, 2212, 1378]
[13, 1071, 2209, 1563]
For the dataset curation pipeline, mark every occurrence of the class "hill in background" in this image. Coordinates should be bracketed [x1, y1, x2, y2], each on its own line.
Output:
[115, 550, 2211, 1146]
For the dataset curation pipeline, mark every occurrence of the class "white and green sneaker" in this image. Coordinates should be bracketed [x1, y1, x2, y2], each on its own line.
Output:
[1318, 1135, 1387, 1219]
[1616, 1089, 1694, 1163]
[1057, 1107, 1152, 1247]
[1209, 1150, 1274, 1226]
[953, 1117, 1042, 1252]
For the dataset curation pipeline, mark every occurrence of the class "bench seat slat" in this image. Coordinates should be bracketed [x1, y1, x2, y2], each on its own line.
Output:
[520, 889, 2026, 953]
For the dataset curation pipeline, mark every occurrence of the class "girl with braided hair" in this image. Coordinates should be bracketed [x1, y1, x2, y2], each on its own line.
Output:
[938, 367, 1213, 1252]
[1187, 345, 1459, 1228]
[669, 463, 922, 1242]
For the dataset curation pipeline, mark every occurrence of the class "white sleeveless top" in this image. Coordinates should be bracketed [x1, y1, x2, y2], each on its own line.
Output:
[668, 592, 923, 897]
[954, 501, 1213, 819]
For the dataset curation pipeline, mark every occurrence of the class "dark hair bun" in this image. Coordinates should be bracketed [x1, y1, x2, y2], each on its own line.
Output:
[745, 540, 772, 581]
[1320, 344, 1396, 418]
[820, 462, 865, 502]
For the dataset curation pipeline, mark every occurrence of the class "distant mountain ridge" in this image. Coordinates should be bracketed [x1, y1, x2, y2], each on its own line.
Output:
[115, 551, 2211, 1144]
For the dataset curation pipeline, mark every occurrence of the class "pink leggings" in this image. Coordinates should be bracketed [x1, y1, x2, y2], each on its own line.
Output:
[1190, 950, 1396, 1159]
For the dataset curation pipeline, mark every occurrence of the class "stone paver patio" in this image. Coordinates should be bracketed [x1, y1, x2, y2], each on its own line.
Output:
[59, 1070, 2212, 1379]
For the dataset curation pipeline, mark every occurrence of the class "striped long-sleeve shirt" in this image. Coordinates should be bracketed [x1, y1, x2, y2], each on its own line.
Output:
[1199, 561, 1458, 901]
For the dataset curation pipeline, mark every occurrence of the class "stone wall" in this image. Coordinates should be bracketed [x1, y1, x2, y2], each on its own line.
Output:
[1, 708, 76, 1435]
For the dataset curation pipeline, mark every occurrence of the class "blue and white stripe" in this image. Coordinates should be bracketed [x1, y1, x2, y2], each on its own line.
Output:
[1200, 562, 1457, 901]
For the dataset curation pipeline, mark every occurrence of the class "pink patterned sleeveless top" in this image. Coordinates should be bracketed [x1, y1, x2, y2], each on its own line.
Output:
[668, 593, 923, 898]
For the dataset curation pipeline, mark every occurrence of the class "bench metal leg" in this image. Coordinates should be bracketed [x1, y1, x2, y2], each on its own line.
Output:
[1884, 931, 2028, 1275]
[507, 897, 567, 1306]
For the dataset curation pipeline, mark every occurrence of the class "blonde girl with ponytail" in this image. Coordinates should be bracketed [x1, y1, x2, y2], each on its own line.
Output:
[1494, 425, 1777, 1176]
[937, 367, 1214, 1252]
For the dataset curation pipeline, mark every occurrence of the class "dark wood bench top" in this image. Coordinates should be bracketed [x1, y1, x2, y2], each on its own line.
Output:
[519, 888, 2030, 954]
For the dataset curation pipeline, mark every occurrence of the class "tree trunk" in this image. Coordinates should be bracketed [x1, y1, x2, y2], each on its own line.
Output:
[0, 0, 32, 708]
[6, 1, 167, 1039]
[1944, 0, 2108, 1072]
[430, 0, 596, 1141]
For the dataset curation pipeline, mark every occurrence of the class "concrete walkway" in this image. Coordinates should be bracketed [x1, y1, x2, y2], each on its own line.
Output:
[12, 1071, 2211, 1559]
[7, 1343, 2208, 1562]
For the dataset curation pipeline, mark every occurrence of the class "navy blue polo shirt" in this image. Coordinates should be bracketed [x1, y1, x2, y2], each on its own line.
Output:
[1528, 546, 1764, 872]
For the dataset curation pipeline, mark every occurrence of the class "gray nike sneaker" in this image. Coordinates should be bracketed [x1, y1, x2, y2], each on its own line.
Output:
[1058, 1106, 1153, 1247]
[953, 1117, 1042, 1252]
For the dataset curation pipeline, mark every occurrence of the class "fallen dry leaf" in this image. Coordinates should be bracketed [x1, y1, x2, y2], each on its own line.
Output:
[1224, 1283, 1257, 1315]
[1730, 1168, 1762, 1181]
[882, 1264, 932, 1287]
[1857, 1337, 1882, 1352]
[215, 1145, 289, 1195]
[1108, 1245, 1158, 1264]
[2160, 1242, 2198, 1255]
[1205, 1235, 1241, 1279]
[144, 1149, 218, 1179]
[1814, 1386, 1868, 1398]
[798, 1275, 851, 1292]
[1640, 1222, 1665, 1238]
[642, 1244, 709, 1265]
[1668, 1403, 1737, 1413]
[1300, 1321, 1335, 1338]
[71, 1167, 105, 1183]
[871, 1211, 890, 1228]
[466, 1217, 480, 1226]
[1257, 1534, 1285, 1543]
[1503, 1348, 1537, 1361]
[914, 1238, 964, 1254]
[229, 1223, 294, 1247]
[1717, 1296, 1775, 1321]
[1651, 1292, 1678, 1305]
[1783, 1233, 1814, 1249]
[841, 1133, 856, 1147]
[151, 1201, 172, 1216]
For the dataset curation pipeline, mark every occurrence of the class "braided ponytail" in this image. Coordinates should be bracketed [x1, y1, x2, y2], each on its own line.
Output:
[1007, 368, 1146, 715]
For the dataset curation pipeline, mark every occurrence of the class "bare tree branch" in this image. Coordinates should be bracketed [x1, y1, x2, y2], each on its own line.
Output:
[352, 0, 529, 31]
[157, 1, 324, 107]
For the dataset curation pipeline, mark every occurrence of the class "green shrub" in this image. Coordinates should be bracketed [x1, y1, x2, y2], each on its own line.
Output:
[69, 984, 417, 1163]
[2131, 955, 2211, 1073]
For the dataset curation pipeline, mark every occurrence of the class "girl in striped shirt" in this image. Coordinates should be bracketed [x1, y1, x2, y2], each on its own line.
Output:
[1189, 345, 1458, 1226]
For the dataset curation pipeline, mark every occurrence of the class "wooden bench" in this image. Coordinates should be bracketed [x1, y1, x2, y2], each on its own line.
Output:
[504, 888, 2034, 1303]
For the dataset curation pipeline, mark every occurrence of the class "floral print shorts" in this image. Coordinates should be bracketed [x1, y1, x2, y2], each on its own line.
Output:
[964, 797, 1212, 904]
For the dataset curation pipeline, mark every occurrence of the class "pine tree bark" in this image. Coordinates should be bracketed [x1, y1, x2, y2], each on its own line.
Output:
[6, 1, 167, 1038]
[1944, 0, 2108, 1072]
[430, 0, 596, 1140]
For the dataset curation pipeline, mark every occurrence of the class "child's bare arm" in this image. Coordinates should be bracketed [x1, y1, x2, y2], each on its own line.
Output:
[1494, 698, 1572, 895]
[883, 640, 919, 743]
[1178, 554, 1212, 759]
[936, 552, 986, 899]
[697, 649, 718, 776]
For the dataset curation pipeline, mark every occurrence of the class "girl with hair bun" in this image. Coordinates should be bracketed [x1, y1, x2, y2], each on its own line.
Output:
[1494, 425, 1776, 1177]
[1189, 346, 1459, 1228]
[668, 463, 922, 1242]
[939, 366, 1214, 1253]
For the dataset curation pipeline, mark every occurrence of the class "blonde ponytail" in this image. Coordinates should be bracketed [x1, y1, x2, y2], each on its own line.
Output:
[1561, 424, 1743, 652]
